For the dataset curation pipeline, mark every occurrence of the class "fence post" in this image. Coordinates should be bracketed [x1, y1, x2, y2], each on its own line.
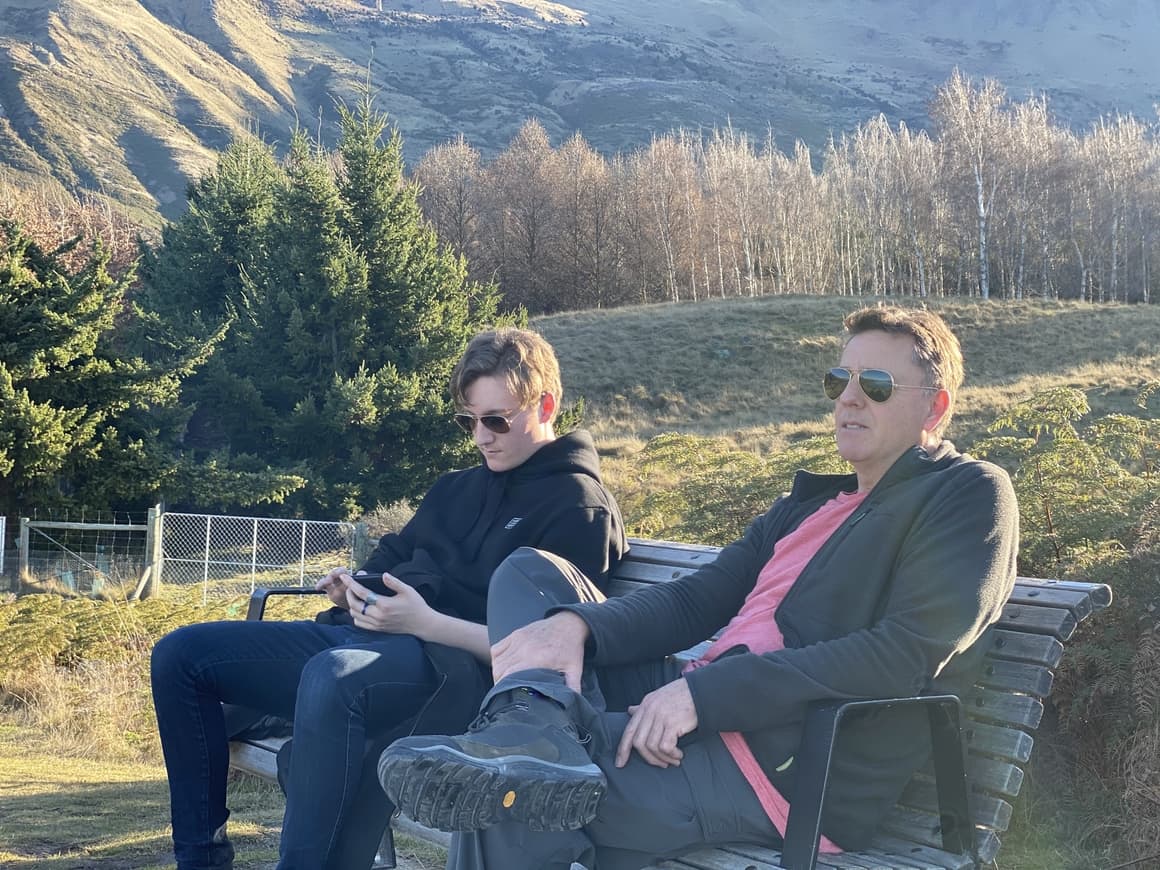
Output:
[352, 522, 371, 568]
[17, 517, 29, 589]
[137, 505, 163, 599]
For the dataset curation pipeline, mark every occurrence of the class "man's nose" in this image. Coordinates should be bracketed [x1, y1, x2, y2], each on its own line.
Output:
[838, 378, 865, 404]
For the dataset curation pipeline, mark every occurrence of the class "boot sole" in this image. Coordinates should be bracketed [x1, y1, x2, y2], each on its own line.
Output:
[379, 742, 605, 832]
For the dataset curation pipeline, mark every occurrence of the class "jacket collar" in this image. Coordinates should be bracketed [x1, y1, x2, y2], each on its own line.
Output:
[790, 440, 961, 502]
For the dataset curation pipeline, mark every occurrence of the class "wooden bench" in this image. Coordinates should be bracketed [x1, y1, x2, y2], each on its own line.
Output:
[229, 538, 1112, 870]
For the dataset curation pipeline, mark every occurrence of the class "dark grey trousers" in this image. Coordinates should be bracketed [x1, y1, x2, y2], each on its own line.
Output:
[448, 547, 780, 870]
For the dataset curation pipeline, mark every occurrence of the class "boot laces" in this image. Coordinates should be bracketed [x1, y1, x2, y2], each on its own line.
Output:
[467, 700, 529, 732]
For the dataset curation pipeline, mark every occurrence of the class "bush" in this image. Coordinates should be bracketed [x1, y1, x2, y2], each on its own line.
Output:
[0, 588, 251, 762]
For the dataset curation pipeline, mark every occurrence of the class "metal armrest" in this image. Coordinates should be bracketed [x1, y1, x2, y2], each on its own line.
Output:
[245, 587, 327, 621]
[780, 694, 974, 870]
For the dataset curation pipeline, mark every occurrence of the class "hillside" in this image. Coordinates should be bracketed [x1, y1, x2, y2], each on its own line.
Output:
[533, 296, 1160, 456]
[1, 0, 1158, 225]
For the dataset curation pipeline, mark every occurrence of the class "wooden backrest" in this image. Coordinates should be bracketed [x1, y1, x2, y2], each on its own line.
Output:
[610, 538, 1112, 864]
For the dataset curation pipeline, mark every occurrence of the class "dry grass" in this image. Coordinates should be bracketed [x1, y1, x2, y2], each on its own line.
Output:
[535, 296, 1160, 459]
[0, 720, 442, 868]
[2, 295, 1155, 868]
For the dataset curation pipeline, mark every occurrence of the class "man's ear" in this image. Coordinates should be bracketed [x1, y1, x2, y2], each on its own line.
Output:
[925, 389, 951, 435]
[539, 392, 556, 422]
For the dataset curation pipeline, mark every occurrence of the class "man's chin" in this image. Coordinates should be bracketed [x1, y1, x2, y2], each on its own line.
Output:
[483, 454, 508, 472]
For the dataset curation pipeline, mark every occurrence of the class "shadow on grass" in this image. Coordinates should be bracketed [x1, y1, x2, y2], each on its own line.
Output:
[0, 771, 282, 869]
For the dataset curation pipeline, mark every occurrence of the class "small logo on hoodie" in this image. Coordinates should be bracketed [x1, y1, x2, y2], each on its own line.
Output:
[504, 517, 523, 530]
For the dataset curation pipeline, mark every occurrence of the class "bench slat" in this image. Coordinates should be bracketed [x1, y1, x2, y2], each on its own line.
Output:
[624, 538, 723, 568]
[898, 780, 1012, 831]
[878, 807, 1001, 863]
[962, 718, 1034, 764]
[1016, 577, 1112, 610]
[863, 835, 980, 869]
[975, 659, 1054, 698]
[727, 841, 968, 870]
[995, 603, 1076, 640]
[228, 740, 284, 780]
[919, 755, 1024, 798]
[966, 687, 1044, 730]
[656, 849, 785, 869]
[1008, 585, 1092, 622]
[985, 629, 1063, 667]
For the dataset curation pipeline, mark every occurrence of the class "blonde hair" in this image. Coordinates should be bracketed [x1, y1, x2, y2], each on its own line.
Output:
[450, 327, 563, 418]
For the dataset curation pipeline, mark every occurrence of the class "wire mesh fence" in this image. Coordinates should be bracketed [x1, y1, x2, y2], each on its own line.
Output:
[15, 510, 151, 595]
[159, 512, 366, 601]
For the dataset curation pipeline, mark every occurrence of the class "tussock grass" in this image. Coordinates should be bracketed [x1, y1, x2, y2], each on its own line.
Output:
[535, 296, 1160, 456]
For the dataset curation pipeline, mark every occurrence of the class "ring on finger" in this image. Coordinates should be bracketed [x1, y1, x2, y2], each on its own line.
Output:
[361, 601, 369, 615]
[365, 592, 379, 607]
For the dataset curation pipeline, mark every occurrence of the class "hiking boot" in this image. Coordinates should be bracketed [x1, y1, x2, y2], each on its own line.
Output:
[378, 687, 605, 832]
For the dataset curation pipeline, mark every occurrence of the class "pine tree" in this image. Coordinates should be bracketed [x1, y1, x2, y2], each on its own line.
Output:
[142, 99, 512, 517]
[0, 222, 292, 517]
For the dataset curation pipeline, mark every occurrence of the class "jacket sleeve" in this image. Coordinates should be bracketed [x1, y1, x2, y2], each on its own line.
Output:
[559, 503, 786, 664]
[355, 485, 445, 602]
[685, 464, 1019, 734]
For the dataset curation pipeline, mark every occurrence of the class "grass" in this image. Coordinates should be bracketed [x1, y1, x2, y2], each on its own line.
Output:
[0, 700, 442, 870]
[535, 296, 1160, 455]
[2, 295, 1156, 868]
[0, 725, 281, 869]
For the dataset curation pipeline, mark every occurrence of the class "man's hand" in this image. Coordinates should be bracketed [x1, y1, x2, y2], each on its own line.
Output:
[491, 611, 589, 692]
[615, 678, 698, 769]
[344, 574, 436, 637]
[316, 566, 365, 608]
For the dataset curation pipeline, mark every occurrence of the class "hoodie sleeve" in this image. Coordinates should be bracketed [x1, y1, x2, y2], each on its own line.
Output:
[355, 474, 460, 603]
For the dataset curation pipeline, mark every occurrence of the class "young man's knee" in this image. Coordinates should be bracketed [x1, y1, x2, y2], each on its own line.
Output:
[150, 624, 207, 683]
[296, 650, 362, 714]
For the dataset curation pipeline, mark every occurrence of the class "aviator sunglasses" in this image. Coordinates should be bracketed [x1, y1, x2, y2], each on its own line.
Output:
[823, 367, 938, 404]
[454, 409, 521, 435]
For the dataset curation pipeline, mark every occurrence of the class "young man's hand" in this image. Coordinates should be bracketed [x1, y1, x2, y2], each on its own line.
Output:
[316, 567, 357, 607]
[344, 573, 435, 637]
[616, 678, 698, 769]
[491, 611, 589, 692]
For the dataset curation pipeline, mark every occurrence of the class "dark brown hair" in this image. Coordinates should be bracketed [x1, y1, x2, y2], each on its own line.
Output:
[842, 306, 964, 437]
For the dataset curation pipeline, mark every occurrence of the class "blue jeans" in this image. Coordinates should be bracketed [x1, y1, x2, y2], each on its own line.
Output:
[151, 618, 437, 870]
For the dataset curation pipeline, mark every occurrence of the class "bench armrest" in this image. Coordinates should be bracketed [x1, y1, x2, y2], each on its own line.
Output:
[781, 694, 975, 870]
[245, 587, 327, 621]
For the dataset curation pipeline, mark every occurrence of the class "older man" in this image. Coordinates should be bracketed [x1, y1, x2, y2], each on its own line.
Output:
[379, 306, 1018, 870]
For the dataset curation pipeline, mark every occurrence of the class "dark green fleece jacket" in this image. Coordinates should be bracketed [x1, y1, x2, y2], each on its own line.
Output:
[566, 441, 1018, 849]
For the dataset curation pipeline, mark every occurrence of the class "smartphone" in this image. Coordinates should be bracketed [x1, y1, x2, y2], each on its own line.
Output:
[345, 571, 396, 596]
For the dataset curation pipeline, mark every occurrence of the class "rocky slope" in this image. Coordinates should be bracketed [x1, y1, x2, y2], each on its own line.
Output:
[1, 0, 1156, 224]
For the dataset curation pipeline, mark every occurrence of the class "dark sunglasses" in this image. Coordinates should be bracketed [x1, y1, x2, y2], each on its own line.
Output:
[823, 367, 938, 404]
[454, 410, 520, 435]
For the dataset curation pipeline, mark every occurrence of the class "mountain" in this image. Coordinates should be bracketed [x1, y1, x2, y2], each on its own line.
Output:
[2, 0, 1158, 225]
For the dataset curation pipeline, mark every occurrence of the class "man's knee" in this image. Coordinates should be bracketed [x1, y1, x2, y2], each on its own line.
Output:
[488, 547, 587, 615]
[491, 547, 563, 594]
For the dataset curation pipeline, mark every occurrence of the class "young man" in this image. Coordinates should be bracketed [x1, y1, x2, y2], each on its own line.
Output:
[151, 327, 628, 870]
[379, 306, 1020, 870]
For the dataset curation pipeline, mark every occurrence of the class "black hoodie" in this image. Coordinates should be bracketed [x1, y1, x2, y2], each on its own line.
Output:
[355, 428, 626, 621]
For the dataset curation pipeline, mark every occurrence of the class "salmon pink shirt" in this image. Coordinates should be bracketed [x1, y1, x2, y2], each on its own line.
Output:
[684, 489, 869, 854]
